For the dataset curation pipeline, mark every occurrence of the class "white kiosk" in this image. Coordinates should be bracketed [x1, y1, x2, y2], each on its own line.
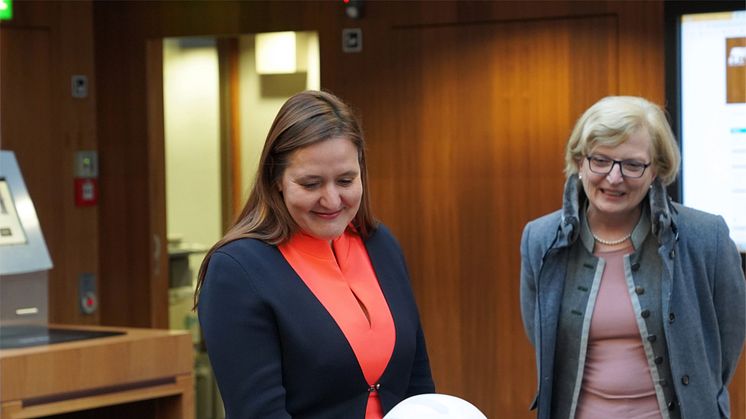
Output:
[0, 150, 52, 338]
[0, 151, 195, 418]
[0, 151, 120, 348]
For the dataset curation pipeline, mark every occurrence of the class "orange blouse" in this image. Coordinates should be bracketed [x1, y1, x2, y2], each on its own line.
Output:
[279, 229, 396, 419]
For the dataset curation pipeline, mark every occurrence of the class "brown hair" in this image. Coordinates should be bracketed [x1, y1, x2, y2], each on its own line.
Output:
[194, 90, 377, 307]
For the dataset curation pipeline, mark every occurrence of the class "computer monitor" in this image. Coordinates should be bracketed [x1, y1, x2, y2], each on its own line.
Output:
[665, 1, 746, 252]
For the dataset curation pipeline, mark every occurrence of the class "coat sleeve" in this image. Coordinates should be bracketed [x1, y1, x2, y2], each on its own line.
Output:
[712, 217, 746, 386]
[520, 222, 538, 347]
[198, 251, 292, 419]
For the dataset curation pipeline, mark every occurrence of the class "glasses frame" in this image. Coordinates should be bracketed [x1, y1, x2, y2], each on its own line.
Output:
[585, 155, 651, 179]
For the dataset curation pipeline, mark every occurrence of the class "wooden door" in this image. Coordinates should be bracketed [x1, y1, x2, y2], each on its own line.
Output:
[364, 15, 617, 416]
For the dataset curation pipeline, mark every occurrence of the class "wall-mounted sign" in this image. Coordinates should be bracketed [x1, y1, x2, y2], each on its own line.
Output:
[342, 28, 362, 53]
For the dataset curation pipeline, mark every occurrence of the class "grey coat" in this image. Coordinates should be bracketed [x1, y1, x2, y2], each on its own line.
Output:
[520, 175, 745, 419]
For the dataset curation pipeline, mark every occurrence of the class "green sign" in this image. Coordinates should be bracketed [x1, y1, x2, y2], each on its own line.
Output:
[0, 0, 12, 21]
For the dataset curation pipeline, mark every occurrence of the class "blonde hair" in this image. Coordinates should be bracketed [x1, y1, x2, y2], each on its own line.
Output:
[564, 96, 680, 185]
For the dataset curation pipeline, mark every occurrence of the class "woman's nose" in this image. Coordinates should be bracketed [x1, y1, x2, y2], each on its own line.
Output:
[606, 163, 624, 184]
[319, 184, 342, 208]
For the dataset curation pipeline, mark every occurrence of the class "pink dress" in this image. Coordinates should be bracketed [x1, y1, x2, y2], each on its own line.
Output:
[575, 246, 662, 419]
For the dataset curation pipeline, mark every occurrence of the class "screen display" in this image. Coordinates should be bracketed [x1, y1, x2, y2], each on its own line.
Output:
[0, 179, 28, 246]
[680, 11, 746, 251]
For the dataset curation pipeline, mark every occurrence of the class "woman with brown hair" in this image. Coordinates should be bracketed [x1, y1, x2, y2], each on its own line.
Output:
[195, 90, 434, 419]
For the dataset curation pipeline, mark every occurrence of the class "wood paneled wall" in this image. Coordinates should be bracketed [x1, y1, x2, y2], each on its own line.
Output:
[3, 0, 739, 418]
[0, 0, 99, 325]
[369, 14, 620, 411]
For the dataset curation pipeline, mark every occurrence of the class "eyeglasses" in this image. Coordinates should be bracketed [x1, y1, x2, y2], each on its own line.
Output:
[586, 155, 651, 178]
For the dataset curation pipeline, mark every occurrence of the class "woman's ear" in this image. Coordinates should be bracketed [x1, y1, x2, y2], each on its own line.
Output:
[575, 158, 584, 177]
[576, 156, 586, 170]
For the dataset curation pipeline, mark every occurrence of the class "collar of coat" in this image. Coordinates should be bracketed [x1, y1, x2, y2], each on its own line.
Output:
[557, 174, 679, 249]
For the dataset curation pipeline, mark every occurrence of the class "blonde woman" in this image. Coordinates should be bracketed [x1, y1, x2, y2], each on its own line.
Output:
[521, 96, 745, 419]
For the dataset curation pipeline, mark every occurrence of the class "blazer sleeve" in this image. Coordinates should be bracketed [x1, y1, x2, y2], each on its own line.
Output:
[712, 217, 746, 386]
[406, 322, 435, 396]
[387, 230, 435, 396]
[198, 251, 292, 419]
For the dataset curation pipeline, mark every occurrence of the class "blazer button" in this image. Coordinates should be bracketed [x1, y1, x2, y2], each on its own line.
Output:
[669, 312, 676, 323]
[641, 309, 650, 318]
[631, 262, 641, 271]
[668, 400, 676, 410]
[669, 249, 676, 259]
[635, 286, 645, 295]
[655, 356, 664, 364]
[681, 375, 690, 385]
[647, 335, 657, 343]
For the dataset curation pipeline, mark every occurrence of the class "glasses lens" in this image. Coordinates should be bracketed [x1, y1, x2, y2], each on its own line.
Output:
[621, 162, 645, 177]
[589, 157, 611, 173]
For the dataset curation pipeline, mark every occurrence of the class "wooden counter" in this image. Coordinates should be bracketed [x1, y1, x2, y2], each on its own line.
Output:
[0, 325, 194, 419]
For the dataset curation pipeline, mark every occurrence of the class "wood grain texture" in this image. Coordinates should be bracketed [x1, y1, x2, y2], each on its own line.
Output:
[0, 325, 193, 419]
[145, 39, 170, 330]
[13, 0, 734, 417]
[1, 380, 188, 419]
[361, 14, 618, 414]
[217, 38, 243, 230]
[321, 1, 742, 417]
[0, 0, 100, 326]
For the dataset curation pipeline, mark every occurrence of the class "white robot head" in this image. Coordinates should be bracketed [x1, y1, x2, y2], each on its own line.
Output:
[384, 394, 487, 419]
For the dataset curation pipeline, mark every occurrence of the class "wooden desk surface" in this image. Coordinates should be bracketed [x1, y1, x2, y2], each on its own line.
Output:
[0, 324, 193, 403]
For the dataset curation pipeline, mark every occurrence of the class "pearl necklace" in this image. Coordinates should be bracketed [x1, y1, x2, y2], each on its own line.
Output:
[592, 232, 631, 245]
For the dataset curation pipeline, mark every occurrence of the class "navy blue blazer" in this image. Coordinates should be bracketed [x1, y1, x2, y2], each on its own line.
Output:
[198, 224, 435, 419]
